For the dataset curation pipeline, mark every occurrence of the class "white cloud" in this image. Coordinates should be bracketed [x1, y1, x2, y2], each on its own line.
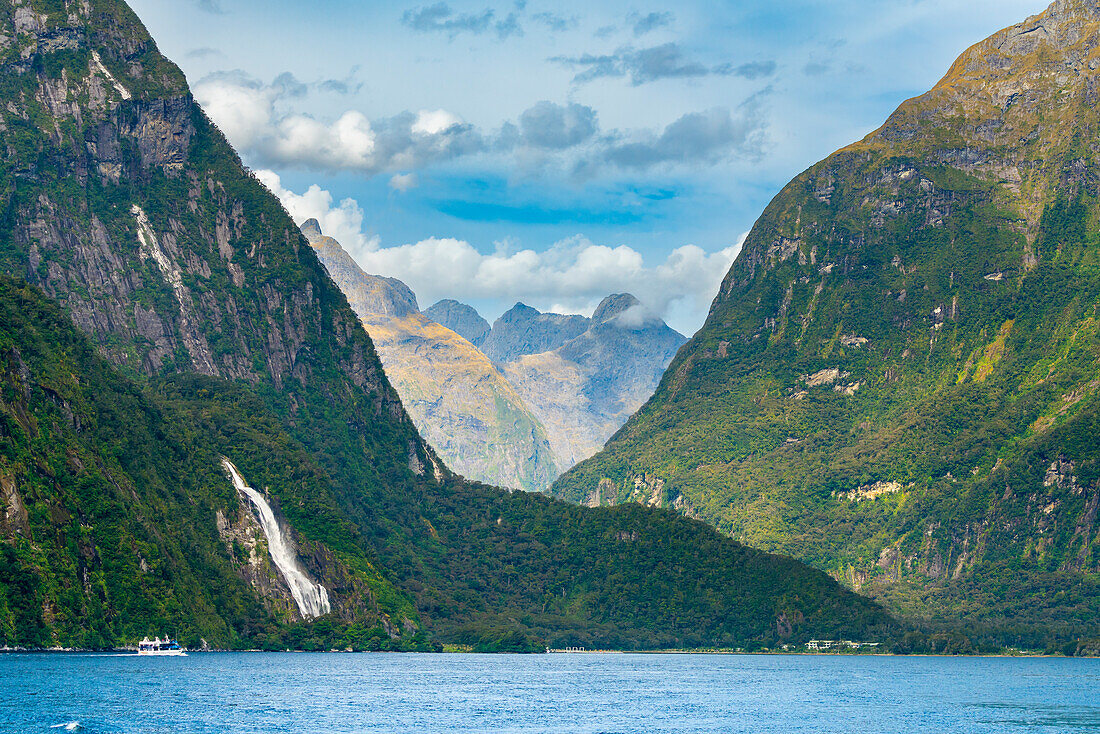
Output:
[412, 109, 463, 136]
[194, 74, 482, 174]
[195, 74, 276, 149]
[389, 173, 419, 192]
[194, 73, 764, 179]
[256, 170, 378, 256]
[261, 176, 741, 335]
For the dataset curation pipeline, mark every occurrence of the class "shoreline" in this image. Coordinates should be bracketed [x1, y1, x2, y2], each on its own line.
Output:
[0, 646, 1088, 659]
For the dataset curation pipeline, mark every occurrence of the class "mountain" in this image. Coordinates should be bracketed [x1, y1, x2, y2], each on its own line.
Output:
[0, 0, 892, 650]
[480, 303, 592, 364]
[501, 297, 688, 468]
[424, 299, 491, 345]
[302, 221, 559, 493]
[0, 275, 426, 650]
[554, 0, 1100, 637]
[303, 222, 686, 487]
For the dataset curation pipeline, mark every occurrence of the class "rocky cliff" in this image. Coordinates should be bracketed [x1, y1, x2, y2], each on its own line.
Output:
[480, 303, 592, 364]
[554, 0, 1100, 633]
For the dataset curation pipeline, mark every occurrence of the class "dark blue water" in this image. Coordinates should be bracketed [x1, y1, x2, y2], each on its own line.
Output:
[2, 652, 1098, 733]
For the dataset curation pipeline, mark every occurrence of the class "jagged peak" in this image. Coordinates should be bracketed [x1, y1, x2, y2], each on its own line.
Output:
[300, 218, 323, 242]
[299, 221, 420, 319]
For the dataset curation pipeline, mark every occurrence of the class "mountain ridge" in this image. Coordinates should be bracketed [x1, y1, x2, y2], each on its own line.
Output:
[553, 0, 1100, 636]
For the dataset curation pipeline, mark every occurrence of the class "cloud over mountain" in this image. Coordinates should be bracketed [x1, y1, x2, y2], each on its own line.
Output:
[258, 171, 739, 334]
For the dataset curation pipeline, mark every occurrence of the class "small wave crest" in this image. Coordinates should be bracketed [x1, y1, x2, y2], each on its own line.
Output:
[50, 722, 80, 731]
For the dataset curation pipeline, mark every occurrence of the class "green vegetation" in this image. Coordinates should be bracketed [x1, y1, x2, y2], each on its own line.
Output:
[0, 273, 895, 651]
[553, 4, 1100, 647]
[0, 0, 895, 651]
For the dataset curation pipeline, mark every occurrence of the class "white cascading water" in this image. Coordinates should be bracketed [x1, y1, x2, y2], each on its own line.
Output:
[221, 458, 331, 618]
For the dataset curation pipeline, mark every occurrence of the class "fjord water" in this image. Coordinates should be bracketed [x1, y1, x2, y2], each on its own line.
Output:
[3, 654, 1097, 733]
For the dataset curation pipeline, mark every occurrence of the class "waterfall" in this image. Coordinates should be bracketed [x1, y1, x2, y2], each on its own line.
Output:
[221, 458, 331, 618]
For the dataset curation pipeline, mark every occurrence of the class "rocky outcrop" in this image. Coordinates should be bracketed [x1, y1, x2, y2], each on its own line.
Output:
[306, 220, 420, 319]
[424, 299, 491, 345]
[216, 504, 299, 622]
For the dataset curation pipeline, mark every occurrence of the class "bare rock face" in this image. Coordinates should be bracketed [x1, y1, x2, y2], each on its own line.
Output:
[216, 505, 299, 622]
[424, 299, 491, 345]
[479, 303, 590, 364]
[303, 221, 419, 319]
[303, 222, 687, 489]
[503, 297, 686, 468]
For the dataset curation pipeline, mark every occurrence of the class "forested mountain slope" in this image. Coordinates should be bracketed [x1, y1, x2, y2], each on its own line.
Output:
[555, 0, 1100, 634]
[0, 0, 894, 650]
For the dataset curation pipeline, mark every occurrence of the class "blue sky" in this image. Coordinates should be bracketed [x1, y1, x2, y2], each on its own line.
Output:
[129, 0, 1048, 335]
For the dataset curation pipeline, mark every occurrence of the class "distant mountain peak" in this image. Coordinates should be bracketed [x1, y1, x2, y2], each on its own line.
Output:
[592, 293, 643, 325]
[424, 299, 491, 345]
[502, 302, 540, 319]
[299, 223, 419, 319]
[300, 218, 323, 242]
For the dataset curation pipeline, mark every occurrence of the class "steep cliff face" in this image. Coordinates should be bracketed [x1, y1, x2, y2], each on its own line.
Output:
[0, 276, 415, 647]
[0, 0, 429, 483]
[0, 0, 441, 646]
[554, 0, 1100, 630]
[302, 222, 559, 492]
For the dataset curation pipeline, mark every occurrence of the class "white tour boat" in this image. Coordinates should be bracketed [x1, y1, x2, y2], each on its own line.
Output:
[137, 636, 187, 656]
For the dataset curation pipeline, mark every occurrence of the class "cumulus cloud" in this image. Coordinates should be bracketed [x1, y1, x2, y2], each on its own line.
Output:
[412, 109, 464, 136]
[194, 73, 484, 174]
[517, 101, 598, 149]
[553, 43, 766, 86]
[257, 170, 379, 257]
[195, 73, 760, 176]
[259, 175, 741, 334]
[355, 234, 737, 333]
